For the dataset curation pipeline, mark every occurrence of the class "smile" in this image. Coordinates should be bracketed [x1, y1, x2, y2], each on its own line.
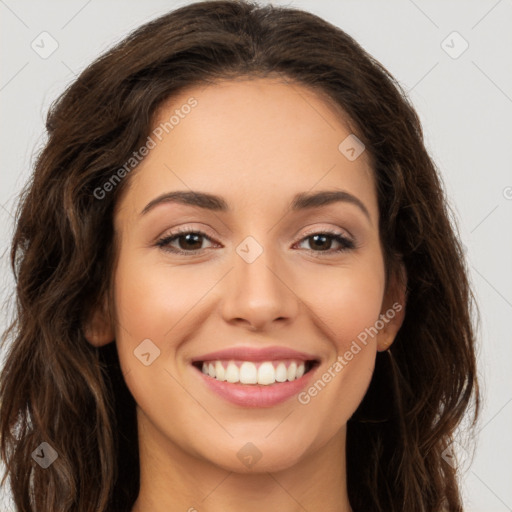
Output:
[192, 358, 320, 408]
[194, 359, 317, 385]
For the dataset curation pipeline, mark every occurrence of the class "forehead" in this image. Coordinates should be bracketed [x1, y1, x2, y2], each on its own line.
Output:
[116, 78, 376, 222]
[153, 77, 362, 157]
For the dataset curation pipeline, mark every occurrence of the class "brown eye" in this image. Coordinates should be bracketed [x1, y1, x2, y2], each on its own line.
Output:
[156, 229, 355, 256]
[156, 230, 215, 254]
[175, 232, 204, 251]
[296, 231, 355, 254]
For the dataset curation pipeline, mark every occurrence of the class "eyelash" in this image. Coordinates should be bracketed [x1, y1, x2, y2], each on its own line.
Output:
[155, 227, 356, 257]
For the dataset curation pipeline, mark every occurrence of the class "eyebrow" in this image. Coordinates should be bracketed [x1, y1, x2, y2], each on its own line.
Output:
[140, 189, 371, 222]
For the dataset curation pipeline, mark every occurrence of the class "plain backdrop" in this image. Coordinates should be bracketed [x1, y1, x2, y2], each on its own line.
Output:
[1, 1, 511, 511]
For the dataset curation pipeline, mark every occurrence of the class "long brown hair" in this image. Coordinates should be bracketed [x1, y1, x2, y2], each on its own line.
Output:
[0, 1, 480, 510]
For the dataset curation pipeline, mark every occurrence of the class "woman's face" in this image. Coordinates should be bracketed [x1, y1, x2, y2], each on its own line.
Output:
[93, 78, 404, 473]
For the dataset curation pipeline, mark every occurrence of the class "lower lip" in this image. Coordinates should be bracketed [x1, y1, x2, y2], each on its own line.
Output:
[194, 363, 318, 408]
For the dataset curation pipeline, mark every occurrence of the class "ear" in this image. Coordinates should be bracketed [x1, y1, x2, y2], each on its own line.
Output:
[83, 294, 115, 347]
[376, 261, 407, 352]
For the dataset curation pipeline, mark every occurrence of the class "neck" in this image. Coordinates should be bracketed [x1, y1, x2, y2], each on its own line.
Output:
[130, 409, 353, 512]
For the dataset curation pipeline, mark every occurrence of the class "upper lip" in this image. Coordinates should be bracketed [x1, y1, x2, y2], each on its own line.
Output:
[191, 346, 320, 363]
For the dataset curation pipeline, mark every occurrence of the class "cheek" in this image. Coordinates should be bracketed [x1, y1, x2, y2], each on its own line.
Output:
[112, 251, 200, 341]
[111, 247, 224, 390]
[111, 252, 200, 428]
[297, 282, 380, 440]
[111, 250, 177, 377]
[302, 261, 385, 351]
[294, 258, 385, 431]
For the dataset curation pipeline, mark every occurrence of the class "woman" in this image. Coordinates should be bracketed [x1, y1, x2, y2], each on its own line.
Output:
[0, 1, 480, 510]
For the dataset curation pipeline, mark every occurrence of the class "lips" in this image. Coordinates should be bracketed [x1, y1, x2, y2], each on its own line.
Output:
[190, 345, 320, 364]
[190, 345, 321, 407]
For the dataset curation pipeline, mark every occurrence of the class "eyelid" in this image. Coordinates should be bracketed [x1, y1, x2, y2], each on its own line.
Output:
[155, 225, 218, 252]
[291, 226, 356, 256]
[157, 224, 352, 245]
[156, 223, 356, 256]
[156, 223, 218, 241]
[297, 225, 353, 243]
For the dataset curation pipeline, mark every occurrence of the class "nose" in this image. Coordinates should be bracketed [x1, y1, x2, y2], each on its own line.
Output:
[220, 241, 299, 332]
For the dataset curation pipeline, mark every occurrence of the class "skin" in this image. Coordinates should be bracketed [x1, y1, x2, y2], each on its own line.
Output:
[85, 77, 406, 512]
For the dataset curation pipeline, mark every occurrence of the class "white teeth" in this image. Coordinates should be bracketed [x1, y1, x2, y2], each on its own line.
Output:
[215, 361, 226, 381]
[225, 362, 239, 383]
[239, 362, 258, 384]
[275, 362, 288, 382]
[287, 362, 297, 381]
[258, 362, 275, 385]
[198, 359, 308, 385]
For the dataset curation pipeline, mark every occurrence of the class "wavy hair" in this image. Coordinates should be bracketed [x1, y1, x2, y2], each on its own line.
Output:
[0, 1, 480, 510]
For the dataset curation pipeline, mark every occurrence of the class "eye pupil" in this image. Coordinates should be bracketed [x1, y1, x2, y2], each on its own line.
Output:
[310, 234, 331, 251]
[179, 233, 202, 250]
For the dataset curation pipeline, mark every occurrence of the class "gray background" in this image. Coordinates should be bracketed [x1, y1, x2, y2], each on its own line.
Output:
[1, 1, 511, 510]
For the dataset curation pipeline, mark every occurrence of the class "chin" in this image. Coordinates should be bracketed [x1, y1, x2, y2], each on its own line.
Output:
[197, 434, 314, 474]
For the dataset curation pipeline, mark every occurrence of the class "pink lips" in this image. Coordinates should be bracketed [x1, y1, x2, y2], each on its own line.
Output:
[190, 345, 320, 408]
[191, 345, 319, 363]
